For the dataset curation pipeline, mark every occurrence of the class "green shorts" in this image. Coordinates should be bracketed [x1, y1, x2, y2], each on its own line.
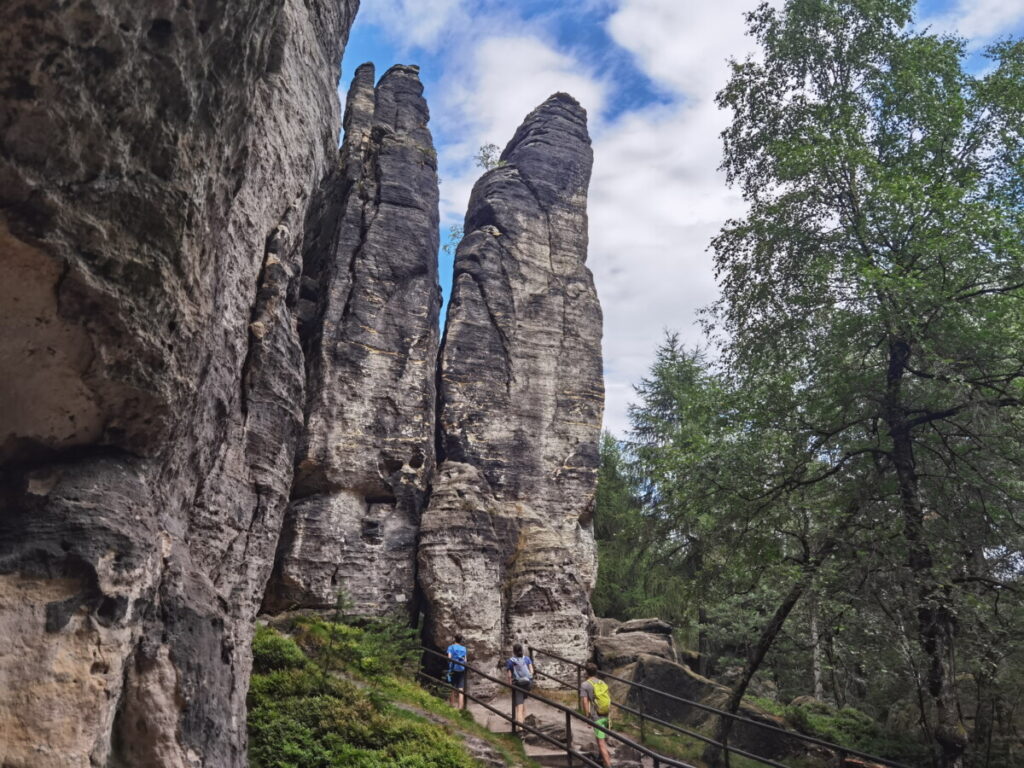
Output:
[593, 716, 610, 740]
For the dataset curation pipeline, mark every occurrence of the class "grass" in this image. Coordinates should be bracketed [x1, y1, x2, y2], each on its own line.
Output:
[248, 620, 538, 768]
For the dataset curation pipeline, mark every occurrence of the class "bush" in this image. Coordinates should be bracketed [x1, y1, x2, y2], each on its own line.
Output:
[783, 701, 931, 765]
[248, 627, 477, 768]
[252, 625, 308, 674]
[292, 616, 419, 679]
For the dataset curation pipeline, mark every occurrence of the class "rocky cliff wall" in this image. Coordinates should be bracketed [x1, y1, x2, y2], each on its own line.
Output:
[263, 62, 441, 618]
[419, 94, 604, 681]
[0, 1, 358, 765]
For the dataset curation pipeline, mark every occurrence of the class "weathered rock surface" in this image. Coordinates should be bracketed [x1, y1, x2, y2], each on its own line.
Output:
[263, 62, 440, 618]
[615, 617, 674, 635]
[609, 653, 805, 760]
[0, 1, 358, 765]
[419, 93, 604, 683]
[593, 616, 623, 637]
[595, 631, 677, 668]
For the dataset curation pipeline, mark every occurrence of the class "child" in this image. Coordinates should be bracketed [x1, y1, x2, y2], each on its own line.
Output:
[581, 662, 613, 768]
[446, 633, 468, 708]
[505, 643, 535, 732]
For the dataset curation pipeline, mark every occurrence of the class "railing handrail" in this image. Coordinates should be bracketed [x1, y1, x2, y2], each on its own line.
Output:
[531, 666, 790, 768]
[531, 645, 915, 768]
[419, 645, 697, 768]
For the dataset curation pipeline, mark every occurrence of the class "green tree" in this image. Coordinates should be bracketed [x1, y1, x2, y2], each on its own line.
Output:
[710, 1, 1024, 765]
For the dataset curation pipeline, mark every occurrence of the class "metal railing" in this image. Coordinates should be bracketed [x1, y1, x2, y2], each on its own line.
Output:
[418, 646, 698, 768]
[530, 645, 915, 768]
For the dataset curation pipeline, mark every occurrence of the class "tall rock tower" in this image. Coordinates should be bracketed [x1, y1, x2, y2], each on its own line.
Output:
[0, 1, 358, 765]
[419, 93, 604, 679]
[264, 63, 441, 617]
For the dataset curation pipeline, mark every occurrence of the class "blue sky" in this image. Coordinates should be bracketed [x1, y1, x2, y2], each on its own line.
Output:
[341, 0, 1024, 435]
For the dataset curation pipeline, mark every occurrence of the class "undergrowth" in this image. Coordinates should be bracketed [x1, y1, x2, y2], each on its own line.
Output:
[248, 622, 476, 768]
[248, 617, 534, 768]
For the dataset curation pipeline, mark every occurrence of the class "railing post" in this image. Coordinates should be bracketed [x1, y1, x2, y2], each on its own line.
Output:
[565, 710, 574, 767]
[639, 685, 646, 743]
[463, 668, 469, 711]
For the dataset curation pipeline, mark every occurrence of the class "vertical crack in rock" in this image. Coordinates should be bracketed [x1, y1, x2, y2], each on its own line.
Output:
[0, 1, 359, 765]
[419, 93, 604, 687]
[262, 62, 441, 619]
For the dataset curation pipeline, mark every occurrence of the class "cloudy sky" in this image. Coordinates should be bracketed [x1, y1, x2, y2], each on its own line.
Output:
[342, 0, 1024, 436]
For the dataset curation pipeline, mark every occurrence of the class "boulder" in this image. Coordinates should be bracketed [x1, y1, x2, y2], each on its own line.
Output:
[595, 632, 676, 668]
[614, 654, 806, 761]
[594, 617, 623, 637]
[615, 617, 674, 635]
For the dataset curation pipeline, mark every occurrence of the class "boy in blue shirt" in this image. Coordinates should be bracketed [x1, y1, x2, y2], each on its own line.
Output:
[446, 633, 468, 707]
[505, 643, 535, 732]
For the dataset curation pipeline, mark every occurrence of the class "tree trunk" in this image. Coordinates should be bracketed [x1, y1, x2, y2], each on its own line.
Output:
[698, 607, 712, 678]
[885, 339, 966, 768]
[810, 597, 825, 701]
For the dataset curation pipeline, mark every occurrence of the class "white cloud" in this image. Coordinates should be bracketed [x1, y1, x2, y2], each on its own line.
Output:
[921, 0, 1024, 44]
[607, 0, 765, 95]
[347, 0, 761, 436]
[358, 0, 469, 52]
[436, 35, 610, 224]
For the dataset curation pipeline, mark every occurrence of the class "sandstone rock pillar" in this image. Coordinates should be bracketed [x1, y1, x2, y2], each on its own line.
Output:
[263, 63, 441, 618]
[419, 93, 604, 684]
[0, 1, 358, 764]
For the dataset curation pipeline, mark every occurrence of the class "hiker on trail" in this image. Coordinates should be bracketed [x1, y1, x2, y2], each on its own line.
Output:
[581, 662, 613, 768]
[505, 642, 535, 733]
[446, 633, 468, 708]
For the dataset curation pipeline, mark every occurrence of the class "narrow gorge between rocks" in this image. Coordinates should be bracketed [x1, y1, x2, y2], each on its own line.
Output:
[0, 1, 603, 765]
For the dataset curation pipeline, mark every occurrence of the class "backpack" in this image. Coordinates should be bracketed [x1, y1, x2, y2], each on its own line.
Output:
[448, 644, 467, 672]
[510, 656, 533, 683]
[591, 678, 611, 715]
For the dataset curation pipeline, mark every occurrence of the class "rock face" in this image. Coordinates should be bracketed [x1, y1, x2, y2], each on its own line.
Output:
[0, 1, 358, 765]
[419, 93, 604, 681]
[595, 631, 677, 668]
[263, 62, 440, 618]
[609, 654, 806, 760]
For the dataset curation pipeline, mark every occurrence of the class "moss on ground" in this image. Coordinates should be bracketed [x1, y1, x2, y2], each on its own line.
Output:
[247, 621, 536, 768]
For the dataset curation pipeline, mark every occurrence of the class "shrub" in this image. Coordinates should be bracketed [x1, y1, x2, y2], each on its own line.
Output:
[252, 625, 308, 673]
[248, 626, 477, 768]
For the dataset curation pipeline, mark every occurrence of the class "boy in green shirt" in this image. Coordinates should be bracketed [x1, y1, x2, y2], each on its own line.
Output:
[580, 662, 613, 768]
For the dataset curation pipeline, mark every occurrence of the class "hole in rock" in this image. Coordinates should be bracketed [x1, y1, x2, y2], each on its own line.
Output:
[147, 19, 173, 46]
[361, 519, 383, 545]
[408, 449, 425, 469]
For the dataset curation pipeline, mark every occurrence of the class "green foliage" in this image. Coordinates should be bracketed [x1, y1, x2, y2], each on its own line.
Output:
[252, 625, 309, 674]
[474, 142, 506, 170]
[247, 627, 477, 768]
[291, 615, 420, 679]
[782, 701, 931, 764]
[442, 224, 463, 256]
[595, 2, 1024, 765]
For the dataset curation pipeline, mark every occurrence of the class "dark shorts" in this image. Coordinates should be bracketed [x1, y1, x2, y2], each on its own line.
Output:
[450, 670, 465, 690]
[512, 679, 532, 706]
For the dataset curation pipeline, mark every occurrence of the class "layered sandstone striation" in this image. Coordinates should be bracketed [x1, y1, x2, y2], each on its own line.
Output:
[264, 62, 441, 617]
[419, 94, 604, 681]
[0, 1, 358, 765]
